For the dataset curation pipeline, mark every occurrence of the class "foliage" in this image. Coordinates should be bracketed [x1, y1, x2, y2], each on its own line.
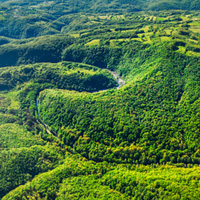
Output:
[0, 62, 117, 91]
[38, 44, 200, 165]
[0, 5, 200, 199]
[0, 123, 44, 149]
[0, 35, 75, 67]
[2, 155, 110, 200]
[3, 156, 200, 200]
[0, 144, 64, 199]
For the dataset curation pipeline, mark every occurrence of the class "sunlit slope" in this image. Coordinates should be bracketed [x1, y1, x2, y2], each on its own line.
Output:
[0, 8, 200, 200]
[0, 11, 200, 68]
[0, 60, 118, 199]
[3, 155, 200, 200]
[38, 44, 200, 164]
[0, 35, 75, 67]
[0, 91, 65, 198]
[0, 62, 117, 92]
[1, 0, 200, 13]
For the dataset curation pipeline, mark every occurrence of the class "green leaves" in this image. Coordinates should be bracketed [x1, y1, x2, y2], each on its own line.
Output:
[0, 145, 64, 199]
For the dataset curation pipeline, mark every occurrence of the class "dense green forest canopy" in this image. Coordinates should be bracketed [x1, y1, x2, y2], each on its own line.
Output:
[0, 0, 199, 39]
[0, 0, 200, 13]
[0, 0, 200, 199]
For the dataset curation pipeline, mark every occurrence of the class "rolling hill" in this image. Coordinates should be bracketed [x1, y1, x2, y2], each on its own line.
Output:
[0, 1, 200, 199]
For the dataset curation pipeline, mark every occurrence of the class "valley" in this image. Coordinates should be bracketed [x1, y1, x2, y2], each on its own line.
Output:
[0, 0, 200, 199]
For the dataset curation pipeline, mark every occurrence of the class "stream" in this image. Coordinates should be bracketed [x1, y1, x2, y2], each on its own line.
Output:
[35, 69, 125, 136]
[105, 69, 125, 89]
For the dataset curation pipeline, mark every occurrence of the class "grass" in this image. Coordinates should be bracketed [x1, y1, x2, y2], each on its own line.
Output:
[85, 39, 100, 46]
[6, 91, 20, 110]
[0, 113, 17, 125]
[189, 27, 200, 33]
[189, 22, 200, 26]
[0, 90, 20, 114]
[157, 17, 167, 21]
[165, 29, 172, 35]
[121, 29, 136, 33]
[143, 36, 152, 44]
[109, 38, 143, 47]
[0, 123, 44, 149]
[112, 16, 118, 20]
[186, 51, 200, 57]
[140, 26, 150, 32]
[98, 16, 108, 20]
[160, 36, 171, 42]
[189, 39, 198, 44]
[180, 16, 190, 21]
[0, 15, 5, 21]
[177, 46, 186, 54]
[63, 68, 97, 76]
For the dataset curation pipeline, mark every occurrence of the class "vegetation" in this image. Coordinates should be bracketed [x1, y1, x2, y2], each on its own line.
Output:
[38, 44, 200, 165]
[0, 62, 117, 91]
[0, 1, 200, 199]
[0, 145, 64, 198]
[3, 155, 200, 200]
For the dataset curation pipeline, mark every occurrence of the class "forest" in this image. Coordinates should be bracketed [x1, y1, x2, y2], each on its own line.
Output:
[0, 0, 200, 199]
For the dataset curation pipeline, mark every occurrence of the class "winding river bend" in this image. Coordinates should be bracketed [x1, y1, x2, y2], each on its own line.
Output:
[106, 69, 125, 89]
[36, 69, 125, 136]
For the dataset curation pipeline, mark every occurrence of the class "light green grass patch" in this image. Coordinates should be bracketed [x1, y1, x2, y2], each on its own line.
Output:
[186, 51, 200, 57]
[110, 38, 142, 47]
[112, 16, 117, 20]
[70, 34, 80, 38]
[140, 26, 150, 32]
[189, 39, 198, 44]
[88, 16, 95, 20]
[189, 27, 200, 33]
[177, 46, 186, 54]
[165, 29, 172, 35]
[0, 91, 20, 112]
[189, 21, 200, 26]
[6, 91, 20, 110]
[63, 68, 97, 76]
[143, 36, 152, 44]
[0, 123, 44, 149]
[121, 29, 136, 33]
[131, 38, 143, 42]
[119, 15, 125, 19]
[0, 15, 5, 21]
[0, 113, 17, 125]
[160, 36, 171, 42]
[85, 39, 100, 46]
[98, 16, 108, 20]
[157, 17, 166, 21]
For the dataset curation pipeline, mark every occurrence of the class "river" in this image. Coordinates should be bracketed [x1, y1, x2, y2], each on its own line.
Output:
[35, 69, 125, 136]
[106, 69, 125, 89]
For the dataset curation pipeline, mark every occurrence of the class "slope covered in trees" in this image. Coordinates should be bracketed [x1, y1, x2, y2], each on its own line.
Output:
[0, 61, 117, 198]
[3, 155, 200, 200]
[0, 0, 200, 39]
[38, 43, 200, 165]
[0, 3, 200, 200]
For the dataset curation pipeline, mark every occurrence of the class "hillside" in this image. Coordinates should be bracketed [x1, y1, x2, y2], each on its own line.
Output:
[0, 1, 200, 200]
[0, 0, 199, 39]
[1, 0, 200, 12]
